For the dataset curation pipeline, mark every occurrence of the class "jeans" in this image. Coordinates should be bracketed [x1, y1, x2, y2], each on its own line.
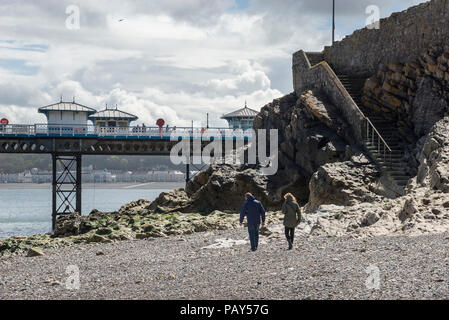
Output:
[285, 227, 295, 244]
[247, 224, 260, 251]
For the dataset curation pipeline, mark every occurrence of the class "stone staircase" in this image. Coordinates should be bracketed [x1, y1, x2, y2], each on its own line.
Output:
[304, 53, 412, 189]
[336, 74, 412, 188]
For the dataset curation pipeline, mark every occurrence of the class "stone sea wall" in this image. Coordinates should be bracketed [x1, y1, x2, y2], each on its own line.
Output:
[324, 0, 449, 78]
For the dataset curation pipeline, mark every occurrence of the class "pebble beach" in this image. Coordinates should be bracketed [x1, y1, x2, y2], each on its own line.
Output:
[1, 225, 448, 300]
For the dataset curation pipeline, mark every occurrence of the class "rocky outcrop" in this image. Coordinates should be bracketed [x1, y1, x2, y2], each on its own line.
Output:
[0, 203, 286, 257]
[414, 117, 449, 192]
[304, 117, 449, 237]
[362, 44, 449, 138]
[186, 164, 274, 212]
[148, 164, 276, 213]
[53, 212, 84, 237]
[306, 156, 381, 212]
[148, 189, 190, 213]
[254, 90, 368, 203]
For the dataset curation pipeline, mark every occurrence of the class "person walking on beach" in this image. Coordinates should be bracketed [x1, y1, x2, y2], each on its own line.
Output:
[240, 193, 266, 252]
[282, 193, 302, 250]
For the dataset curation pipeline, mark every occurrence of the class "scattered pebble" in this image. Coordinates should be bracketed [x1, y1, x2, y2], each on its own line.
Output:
[0, 228, 448, 300]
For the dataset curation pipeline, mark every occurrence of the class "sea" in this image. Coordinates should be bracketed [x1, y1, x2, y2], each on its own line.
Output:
[0, 182, 183, 239]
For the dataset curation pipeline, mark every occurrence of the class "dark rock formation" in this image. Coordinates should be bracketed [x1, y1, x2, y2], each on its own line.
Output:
[185, 164, 274, 212]
[149, 189, 190, 213]
[362, 45, 449, 138]
[54, 212, 84, 237]
[149, 164, 277, 213]
[306, 156, 381, 212]
[254, 90, 366, 203]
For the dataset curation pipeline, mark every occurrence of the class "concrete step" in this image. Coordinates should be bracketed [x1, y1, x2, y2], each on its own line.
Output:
[366, 135, 401, 139]
[378, 161, 409, 167]
[370, 155, 405, 161]
[369, 126, 397, 131]
[365, 142, 403, 149]
[377, 158, 407, 163]
[366, 148, 404, 154]
[368, 149, 404, 155]
[365, 141, 403, 147]
[365, 142, 402, 148]
[369, 156, 405, 163]
[381, 167, 409, 171]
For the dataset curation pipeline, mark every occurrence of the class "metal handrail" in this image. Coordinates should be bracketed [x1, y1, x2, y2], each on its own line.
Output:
[365, 118, 392, 168]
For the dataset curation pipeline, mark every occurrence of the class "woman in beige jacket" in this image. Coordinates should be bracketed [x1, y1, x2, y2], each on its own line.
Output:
[281, 193, 302, 250]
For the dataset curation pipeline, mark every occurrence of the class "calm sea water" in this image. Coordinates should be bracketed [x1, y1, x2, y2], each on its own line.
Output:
[0, 187, 171, 239]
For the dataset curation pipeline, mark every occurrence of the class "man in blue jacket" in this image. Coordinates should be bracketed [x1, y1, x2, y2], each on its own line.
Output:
[240, 193, 266, 252]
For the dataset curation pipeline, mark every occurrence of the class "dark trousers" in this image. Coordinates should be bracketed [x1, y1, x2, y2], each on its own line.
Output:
[285, 227, 295, 243]
[248, 224, 260, 250]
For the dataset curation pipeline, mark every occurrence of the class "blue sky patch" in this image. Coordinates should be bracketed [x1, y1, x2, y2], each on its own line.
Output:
[228, 0, 250, 12]
[0, 58, 40, 76]
[0, 40, 49, 53]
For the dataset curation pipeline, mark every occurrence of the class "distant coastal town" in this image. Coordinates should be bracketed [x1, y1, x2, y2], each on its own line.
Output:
[0, 167, 186, 184]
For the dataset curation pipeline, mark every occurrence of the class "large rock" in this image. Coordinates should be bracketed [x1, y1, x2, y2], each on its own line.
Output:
[148, 189, 190, 213]
[150, 164, 277, 213]
[27, 247, 44, 257]
[185, 164, 274, 212]
[253, 90, 362, 203]
[54, 213, 84, 237]
[415, 117, 449, 192]
[119, 199, 151, 213]
[305, 157, 381, 212]
[302, 117, 449, 238]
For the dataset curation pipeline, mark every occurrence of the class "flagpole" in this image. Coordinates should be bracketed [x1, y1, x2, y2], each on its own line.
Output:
[332, 0, 335, 45]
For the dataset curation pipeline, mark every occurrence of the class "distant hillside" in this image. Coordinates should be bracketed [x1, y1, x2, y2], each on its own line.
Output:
[0, 154, 183, 173]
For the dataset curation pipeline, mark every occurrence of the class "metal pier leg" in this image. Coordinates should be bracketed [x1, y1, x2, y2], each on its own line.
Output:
[186, 161, 190, 184]
[255, 131, 260, 166]
[76, 154, 82, 214]
[51, 154, 82, 231]
[52, 154, 57, 231]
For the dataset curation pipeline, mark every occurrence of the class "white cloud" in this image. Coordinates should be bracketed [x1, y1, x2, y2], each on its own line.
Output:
[204, 60, 271, 94]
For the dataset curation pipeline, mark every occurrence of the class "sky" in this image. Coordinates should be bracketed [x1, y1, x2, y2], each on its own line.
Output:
[0, 0, 427, 127]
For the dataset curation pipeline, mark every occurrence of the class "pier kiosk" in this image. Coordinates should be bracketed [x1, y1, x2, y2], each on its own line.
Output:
[89, 107, 139, 134]
[38, 100, 97, 134]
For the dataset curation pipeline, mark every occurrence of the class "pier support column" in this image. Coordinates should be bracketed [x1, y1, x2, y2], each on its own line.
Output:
[52, 154, 57, 230]
[185, 162, 190, 184]
[51, 153, 82, 231]
[76, 154, 82, 214]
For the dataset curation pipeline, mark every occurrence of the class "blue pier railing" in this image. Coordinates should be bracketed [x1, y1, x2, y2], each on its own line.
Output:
[0, 124, 254, 140]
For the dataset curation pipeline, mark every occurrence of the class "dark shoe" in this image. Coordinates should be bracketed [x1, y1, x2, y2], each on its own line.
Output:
[288, 239, 293, 250]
